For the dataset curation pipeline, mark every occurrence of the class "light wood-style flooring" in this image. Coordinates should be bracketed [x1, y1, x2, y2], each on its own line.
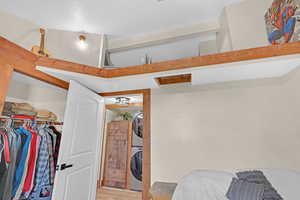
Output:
[96, 187, 142, 200]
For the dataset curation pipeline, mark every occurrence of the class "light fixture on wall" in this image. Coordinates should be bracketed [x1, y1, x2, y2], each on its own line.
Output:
[77, 35, 88, 50]
[115, 97, 130, 105]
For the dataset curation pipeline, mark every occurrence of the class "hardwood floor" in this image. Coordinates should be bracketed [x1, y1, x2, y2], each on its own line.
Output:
[96, 187, 142, 200]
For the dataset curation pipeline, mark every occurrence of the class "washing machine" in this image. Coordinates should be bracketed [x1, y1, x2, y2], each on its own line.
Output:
[132, 112, 143, 147]
[130, 147, 143, 191]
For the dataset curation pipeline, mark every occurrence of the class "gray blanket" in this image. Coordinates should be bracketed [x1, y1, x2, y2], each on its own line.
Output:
[227, 170, 283, 200]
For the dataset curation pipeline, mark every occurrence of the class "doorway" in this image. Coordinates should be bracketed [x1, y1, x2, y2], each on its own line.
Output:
[97, 90, 151, 200]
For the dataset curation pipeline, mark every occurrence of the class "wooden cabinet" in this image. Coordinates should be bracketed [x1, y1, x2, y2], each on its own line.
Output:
[103, 120, 132, 189]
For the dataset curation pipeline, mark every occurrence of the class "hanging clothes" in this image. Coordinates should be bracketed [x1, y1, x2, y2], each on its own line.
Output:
[21, 128, 38, 197]
[13, 127, 32, 200]
[0, 126, 18, 200]
[0, 129, 12, 199]
[0, 118, 62, 200]
[28, 126, 52, 200]
[49, 126, 61, 168]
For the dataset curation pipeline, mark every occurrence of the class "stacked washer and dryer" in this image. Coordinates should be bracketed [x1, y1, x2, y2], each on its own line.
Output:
[130, 112, 143, 191]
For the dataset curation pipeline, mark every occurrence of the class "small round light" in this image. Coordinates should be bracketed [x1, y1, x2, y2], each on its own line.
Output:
[77, 35, 88, 50]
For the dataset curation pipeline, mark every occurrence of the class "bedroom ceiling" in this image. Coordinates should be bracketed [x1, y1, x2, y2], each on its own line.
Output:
[0, 0, 242, 37]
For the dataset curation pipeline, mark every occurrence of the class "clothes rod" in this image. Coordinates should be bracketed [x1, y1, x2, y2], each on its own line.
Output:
[0, 116, 63, 125]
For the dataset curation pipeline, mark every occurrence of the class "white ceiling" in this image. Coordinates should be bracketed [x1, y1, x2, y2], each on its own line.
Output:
[0, 0, 241, 37]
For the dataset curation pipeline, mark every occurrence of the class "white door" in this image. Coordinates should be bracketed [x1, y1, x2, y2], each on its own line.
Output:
[52, 80, 105, 200]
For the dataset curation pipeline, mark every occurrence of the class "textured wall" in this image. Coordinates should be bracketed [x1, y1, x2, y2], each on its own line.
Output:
[151, 67, 300, 183]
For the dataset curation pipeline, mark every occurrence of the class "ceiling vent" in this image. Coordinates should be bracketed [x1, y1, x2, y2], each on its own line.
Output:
[156, 74, 191, 85]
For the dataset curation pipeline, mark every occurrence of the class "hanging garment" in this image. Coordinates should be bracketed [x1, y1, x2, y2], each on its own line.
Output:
[0, 131, 9, 199]
[28, 126, 52, 200]
[0, 129, 12, 199]
[0, 119, 62, 200]
[29, 129, 41, 193]
[46, 129, 57, 154]
[0, 129, 11, 163]
[0, 128, 18, 200]
[45, 130, 55, 185]
[22, 128, 38, 194]
[12, 127, 32, 198]
[0, 134, 3, 162]
[49, 126, 61, 167]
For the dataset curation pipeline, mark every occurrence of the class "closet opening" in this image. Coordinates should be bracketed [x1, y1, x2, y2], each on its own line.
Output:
[97, 90, 151, 200]
[0, 71, 67, 200]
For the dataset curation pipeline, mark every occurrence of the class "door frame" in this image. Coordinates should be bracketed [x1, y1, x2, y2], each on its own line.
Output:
[99, 89, 151, 200]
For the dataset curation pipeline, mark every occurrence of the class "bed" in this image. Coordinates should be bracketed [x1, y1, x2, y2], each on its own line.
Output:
[150, 169, 300, 200]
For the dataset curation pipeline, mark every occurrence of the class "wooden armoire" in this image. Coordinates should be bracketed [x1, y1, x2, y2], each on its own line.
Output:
[102, 120, 132, 189]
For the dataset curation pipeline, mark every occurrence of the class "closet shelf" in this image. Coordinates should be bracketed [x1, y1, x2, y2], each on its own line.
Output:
[0, 116, 63, 125]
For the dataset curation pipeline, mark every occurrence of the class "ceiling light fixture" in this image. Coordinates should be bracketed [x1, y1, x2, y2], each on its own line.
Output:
[77, 34, 88, 50]
[115, 97, 130, 105]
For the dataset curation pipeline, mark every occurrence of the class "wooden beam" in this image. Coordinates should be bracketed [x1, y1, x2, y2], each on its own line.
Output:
[35, 56, 105, 77]
[105, 103, 143, 110]
[35, 39, 300, 78]
[108, 21, 219, 53]
[0, 64, 13, 113]
[3, 36, 300, 82]
[104, 41, 300, 78]
[156, 74, 191, 85]
[0, 36, 69, 89]
[99, 89, 150, 97]
[142, 89, 151, 200]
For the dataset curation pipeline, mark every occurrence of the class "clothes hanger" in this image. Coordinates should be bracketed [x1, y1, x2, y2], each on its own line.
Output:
[4, 119, 12, 131]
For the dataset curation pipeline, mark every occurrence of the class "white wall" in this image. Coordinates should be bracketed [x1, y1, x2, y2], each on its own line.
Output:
[6, 73, 67, 121]
[221, 0, 272, 51]
[199, 39, 218, 56]
[216, 8, 233, 52]
[110, 34, 216, 67]
[151, 67, 300, 183]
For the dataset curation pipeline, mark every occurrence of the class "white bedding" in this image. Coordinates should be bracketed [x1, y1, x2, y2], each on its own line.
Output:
[172, 169, 300, 200]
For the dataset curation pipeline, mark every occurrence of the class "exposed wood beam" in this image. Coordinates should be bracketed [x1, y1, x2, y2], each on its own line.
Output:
[0, 64, 13, 113]
[99, 89, 150, 97]
[36, 56, 105, 77]
[108, 21, 219, 53]
[36, 40, 300, 78]
[105, 103, 143, 110]
[142, 89, 151, 200]
[3, 36, 300, 82]
[0, 36, 69, 89]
